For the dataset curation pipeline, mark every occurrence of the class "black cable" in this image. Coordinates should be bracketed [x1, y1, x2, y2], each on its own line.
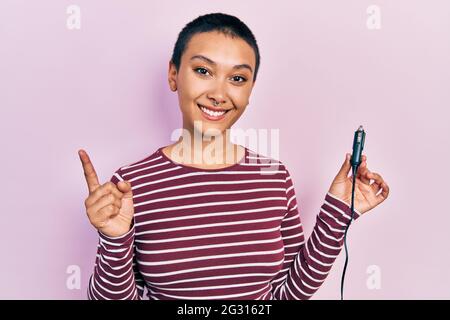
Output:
[340, 125, 365, 300]
[340, 165, 358, 300]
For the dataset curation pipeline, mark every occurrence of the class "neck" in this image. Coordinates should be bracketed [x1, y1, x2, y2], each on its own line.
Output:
[171, 127, 239, 166]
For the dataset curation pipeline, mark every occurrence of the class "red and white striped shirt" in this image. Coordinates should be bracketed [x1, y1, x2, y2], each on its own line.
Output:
[87, 145, 361, 300]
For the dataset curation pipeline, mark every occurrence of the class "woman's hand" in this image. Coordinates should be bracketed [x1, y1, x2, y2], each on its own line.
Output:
[79, 149, 135, 238]
[328, 153, 390, 215]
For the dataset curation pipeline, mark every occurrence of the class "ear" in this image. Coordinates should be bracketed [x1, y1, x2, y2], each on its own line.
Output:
[168, 60, 178, 92]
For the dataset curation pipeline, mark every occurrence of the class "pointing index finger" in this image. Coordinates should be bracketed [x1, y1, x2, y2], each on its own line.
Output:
[78, 149, 100, 193]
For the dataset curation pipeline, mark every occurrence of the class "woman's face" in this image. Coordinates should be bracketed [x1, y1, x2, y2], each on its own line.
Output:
[168, 31, 256, 138]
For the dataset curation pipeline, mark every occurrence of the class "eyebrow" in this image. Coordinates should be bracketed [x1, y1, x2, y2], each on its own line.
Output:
[190, 54, 253, 74]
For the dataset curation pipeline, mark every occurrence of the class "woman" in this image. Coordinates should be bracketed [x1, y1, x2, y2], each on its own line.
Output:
[78, 12, 389, 300]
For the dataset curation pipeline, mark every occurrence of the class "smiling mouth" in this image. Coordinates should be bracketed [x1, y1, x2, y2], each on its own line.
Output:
[197, 104, 231, 120]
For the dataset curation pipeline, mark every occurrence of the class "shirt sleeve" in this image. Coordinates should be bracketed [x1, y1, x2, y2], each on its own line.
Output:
[87, 169, 146, 300]
[270, 167, 362, 300]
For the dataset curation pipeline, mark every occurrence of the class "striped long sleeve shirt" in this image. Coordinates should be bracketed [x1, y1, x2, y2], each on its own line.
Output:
[87, 145, 361, 300]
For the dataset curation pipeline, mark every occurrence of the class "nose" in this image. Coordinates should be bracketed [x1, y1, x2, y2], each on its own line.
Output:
[207, 80, 227, 106]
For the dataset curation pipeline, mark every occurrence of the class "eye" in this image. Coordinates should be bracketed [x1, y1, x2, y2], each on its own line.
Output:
[194, 67, 210, 76]
[231, 75, 247, 83]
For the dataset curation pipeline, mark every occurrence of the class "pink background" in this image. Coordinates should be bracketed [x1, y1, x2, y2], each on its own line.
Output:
[1, 0, 449, 299]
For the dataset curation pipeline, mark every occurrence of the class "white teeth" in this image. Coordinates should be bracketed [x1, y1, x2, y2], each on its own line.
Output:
[200, 105, 226, 117]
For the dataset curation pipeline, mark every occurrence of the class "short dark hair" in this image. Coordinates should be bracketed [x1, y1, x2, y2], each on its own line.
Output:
[170, 13, 261, 82]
